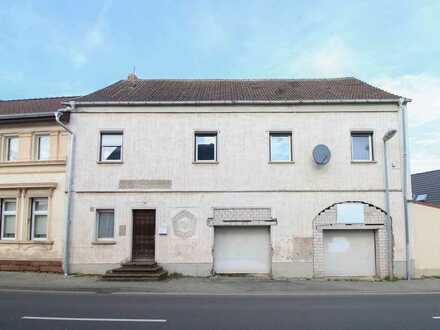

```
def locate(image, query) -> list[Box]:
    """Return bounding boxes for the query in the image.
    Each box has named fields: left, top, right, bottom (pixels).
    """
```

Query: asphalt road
left=1, top=290, right=440, bottom=330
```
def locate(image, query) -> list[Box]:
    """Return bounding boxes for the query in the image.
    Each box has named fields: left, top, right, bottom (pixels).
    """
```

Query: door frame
left=130, top=208, right=157, bottom=262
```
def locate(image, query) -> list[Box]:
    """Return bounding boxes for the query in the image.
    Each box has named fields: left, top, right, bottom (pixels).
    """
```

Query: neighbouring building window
left=99, top=132, right=123, bottom=161
left=31, top=198, right=48, bottom=240
left=5, top=136, right=19, bottom=161
left=195, top=132, right=217, bottom=162
left=351, top=132, right=373, bottom=161
left=96, top=210, right=115, bottom=240
left=1, top=199, right=16, bottom=239
left=270, top=132, right=292, bottom=162
left=36, top=135, right=50, bottom=160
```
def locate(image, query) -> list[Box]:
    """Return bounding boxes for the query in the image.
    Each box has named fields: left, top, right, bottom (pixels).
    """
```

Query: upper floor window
left=1, top=199, right=16, bottom=239
left=96, top=209, right=115, bottom=240
left=270, top=132, right=292, bottom=162
left=195, top=132, right=217, bottom=162
left=31, top=198, right=48, bottom=240
left=5, top=136, right=19, bottom=161
left=99, top=132, right=123, bottom=162
left=351, top=132, right=373, bottom=161
left=36, top=135, right=50, bottom=160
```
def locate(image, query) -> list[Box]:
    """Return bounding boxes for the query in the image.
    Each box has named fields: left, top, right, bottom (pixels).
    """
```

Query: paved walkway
left=1, top=272, right=440, bottom=295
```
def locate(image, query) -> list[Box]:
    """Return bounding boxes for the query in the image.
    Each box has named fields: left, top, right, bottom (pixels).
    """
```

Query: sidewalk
left=1, top=272, right=440, bottom=295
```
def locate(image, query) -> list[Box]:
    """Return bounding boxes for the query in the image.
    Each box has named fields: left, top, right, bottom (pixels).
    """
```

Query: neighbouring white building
left=61, top=76, right=411, bottom=279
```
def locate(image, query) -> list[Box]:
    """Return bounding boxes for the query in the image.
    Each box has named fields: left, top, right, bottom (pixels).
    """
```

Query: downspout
left=399, top=98, right=411, bottom=280
left=55, top=101, right=76, bottom=276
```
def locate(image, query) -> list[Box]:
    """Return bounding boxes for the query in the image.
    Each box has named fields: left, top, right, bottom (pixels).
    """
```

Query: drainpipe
left=55, top=101, right=76, bottom=276
left=399, top=98, right=411, bottom=280
left=383, top=129, right=397, bottom=279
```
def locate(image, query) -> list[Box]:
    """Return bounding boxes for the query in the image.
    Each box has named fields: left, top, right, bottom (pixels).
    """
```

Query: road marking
left=22, top=316, right=166, bottom=323
left=432, top=316, right=440, bottom=319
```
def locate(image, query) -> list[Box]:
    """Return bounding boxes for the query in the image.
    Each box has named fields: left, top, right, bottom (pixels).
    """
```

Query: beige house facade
left=0, top=98, right=69, bottom=272
left=62, top=77, right=411, bottom=279
left=411, top=202, right=440, bottom=277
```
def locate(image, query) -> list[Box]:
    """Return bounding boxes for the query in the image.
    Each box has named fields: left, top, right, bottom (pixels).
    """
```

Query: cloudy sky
left=1, top=1, right=439, bottom=173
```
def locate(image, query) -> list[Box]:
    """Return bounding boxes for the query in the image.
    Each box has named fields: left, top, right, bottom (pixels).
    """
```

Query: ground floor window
left=31, top=198, right=48, bottom=240
left=96, top=209, right=115, bottom=240
left=1, top=199, right=17, bottom=239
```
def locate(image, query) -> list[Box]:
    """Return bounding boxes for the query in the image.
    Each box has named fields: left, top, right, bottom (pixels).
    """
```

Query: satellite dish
left=313, top=144, right=331, bottom=165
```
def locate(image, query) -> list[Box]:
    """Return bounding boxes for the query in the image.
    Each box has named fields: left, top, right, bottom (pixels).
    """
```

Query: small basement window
left=96, top=210, right=115, bottom=240
left=195, top=132, right=217, bottom=162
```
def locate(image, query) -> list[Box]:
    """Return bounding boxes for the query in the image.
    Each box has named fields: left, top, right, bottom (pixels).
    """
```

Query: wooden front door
left=132, top=210, right=156, bottom=261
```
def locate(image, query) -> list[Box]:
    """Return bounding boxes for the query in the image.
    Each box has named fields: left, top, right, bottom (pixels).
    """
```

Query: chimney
left=127, top=72, right=138, bottom=81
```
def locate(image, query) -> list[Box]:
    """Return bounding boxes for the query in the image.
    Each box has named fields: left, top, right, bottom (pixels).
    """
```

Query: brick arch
left=312, top=201, right=390, bottom=278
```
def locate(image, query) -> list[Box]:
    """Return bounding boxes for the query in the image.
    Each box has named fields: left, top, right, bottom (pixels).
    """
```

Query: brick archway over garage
left=312, top=201, right=391, bottom=278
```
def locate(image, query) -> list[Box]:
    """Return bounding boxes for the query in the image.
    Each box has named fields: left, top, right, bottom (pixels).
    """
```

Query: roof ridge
left=1, top=96, right=78, bottom=102
left=120, top=77, right=357, bottom=82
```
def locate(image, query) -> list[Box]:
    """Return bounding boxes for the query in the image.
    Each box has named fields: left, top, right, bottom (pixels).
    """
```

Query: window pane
left=101, top=146, right=121, bottom=160
left=3, top=215, right=15, bottom=238
left=38, top=135, right=50, bottom=160
left=34, top=215, right=48, bottom=238
left=352, top=135, right=371, bottom=160
left=271, top=134, right=291, bottom=161
left=4, top=201, right=16, bottom=212
left=337, top=203, right=364, bottom=224
left=97, top=211, right=114, bottom=239
left=34, top=198, right=48, bottom=212
left=196, top=135, right=216, bottom=161
left=102, top=134, right=122, bottom=146
left=7, top=137, right=19, bottom=161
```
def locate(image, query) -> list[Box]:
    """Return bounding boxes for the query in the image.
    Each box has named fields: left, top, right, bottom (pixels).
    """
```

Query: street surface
left=1, top=290, right=440, bottom=329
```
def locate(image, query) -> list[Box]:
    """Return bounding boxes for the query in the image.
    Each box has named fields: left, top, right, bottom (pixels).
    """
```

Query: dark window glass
left=195, top=133, right=217, bottom=161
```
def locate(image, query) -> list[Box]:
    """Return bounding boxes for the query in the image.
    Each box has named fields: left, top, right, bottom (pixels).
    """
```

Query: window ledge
left=351, top=160, right=377, bottom=164
left=192, top=161, right=219, bottom=164
left=92, top=240, right=116, bottom=245
left=0, top=160, right=66, bottom=167
left=268, top=161, right=295, bottom=164
left=0, top=240, right=54, bottom=245
left=96, top=161, right=123, bottom=165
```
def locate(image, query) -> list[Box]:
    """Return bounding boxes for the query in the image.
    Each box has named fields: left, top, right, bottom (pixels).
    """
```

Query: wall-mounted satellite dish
left=313, top=144, right=331, bottom=165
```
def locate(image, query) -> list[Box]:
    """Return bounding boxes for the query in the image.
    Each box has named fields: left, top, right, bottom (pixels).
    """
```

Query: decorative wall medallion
left=172, top=210, right=197, bottom=238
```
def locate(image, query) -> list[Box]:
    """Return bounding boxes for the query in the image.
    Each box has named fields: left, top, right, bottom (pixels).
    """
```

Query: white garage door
left=324, top=230, right=376, bottom=277
left=214, top=226, right=271, bottom=274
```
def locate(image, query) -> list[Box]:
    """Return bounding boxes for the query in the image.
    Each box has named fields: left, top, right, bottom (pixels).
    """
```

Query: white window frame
left=5, top=136, right=19, bottom=161
left=1, top=199, right=16, bottom=240
left=35, top=134, right=50, bottom=161
left=96, top=209, right=115, bottom=241
left=31, top=198, right=48, bottom=241
left=194, top=132, right=218, bottom=163
left=269, top=132, right=293, bottom=162
left=351, top=132, right=374, bottom=162
left=99, top=131, right=123, bottom=162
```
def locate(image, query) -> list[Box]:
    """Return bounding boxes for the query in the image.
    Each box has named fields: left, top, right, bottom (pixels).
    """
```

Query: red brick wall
left=0, top=260, right=62, bottom=273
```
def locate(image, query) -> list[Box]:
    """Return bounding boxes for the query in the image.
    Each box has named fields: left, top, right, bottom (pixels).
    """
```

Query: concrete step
left=110, top=266, right=163, bottom=273
left=101, top=271, right=168, bottom=281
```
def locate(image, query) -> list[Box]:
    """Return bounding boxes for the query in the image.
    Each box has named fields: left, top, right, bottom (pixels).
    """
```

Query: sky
left=1, top=0, right=439, bottom=173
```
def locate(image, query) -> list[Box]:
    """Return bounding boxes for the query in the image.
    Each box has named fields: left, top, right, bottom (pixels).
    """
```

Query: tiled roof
left=0, top=96, right=77, bottom=117
left=412, top=170, right=440, bottom=206
left=75, top=77, right=403, bottom=104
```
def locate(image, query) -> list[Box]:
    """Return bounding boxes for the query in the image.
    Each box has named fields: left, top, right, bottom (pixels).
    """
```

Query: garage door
left=324, top=230, right=376, bottom=277
left=214, top=226, right=271, bottom=274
